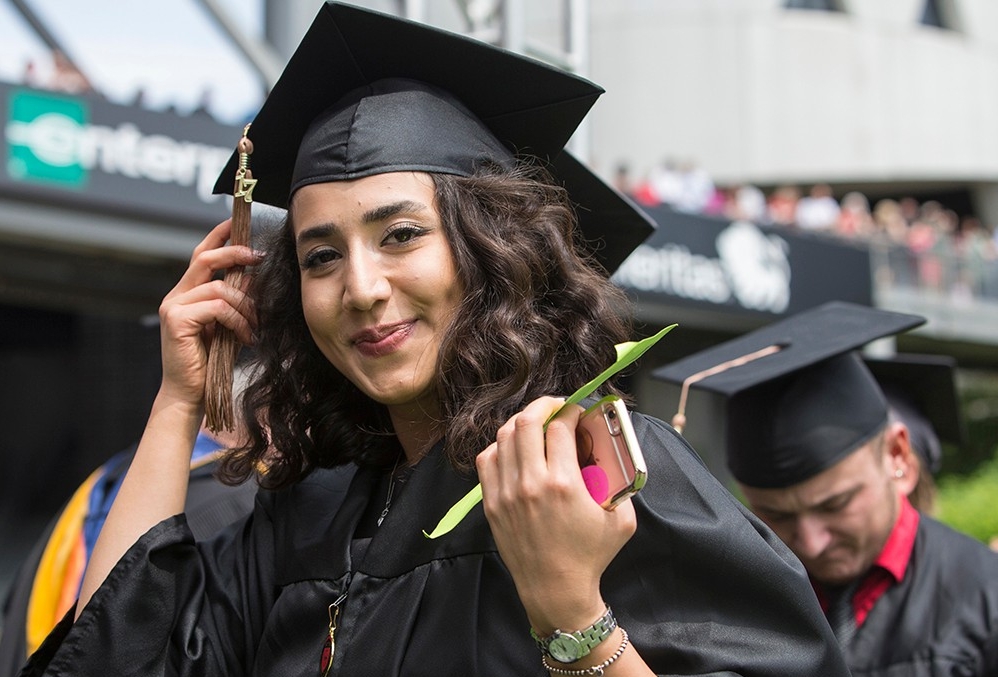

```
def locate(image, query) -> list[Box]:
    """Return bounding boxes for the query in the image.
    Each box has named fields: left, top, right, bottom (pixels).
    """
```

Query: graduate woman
left=22, top=4, right=848, bottom=676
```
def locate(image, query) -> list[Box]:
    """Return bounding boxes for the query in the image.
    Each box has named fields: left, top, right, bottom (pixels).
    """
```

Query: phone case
left=576, top=395, right=648, bottom=509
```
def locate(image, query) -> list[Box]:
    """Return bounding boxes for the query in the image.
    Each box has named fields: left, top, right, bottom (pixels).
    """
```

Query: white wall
left=586, top=0, right=998, bottom=196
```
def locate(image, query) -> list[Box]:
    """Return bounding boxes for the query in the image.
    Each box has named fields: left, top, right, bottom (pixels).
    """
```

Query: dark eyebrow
left=295, top=200, right=429, bottom=247
left=362, top=199, right=428, bottom=224
left=296, top=223, right=337, bottom=247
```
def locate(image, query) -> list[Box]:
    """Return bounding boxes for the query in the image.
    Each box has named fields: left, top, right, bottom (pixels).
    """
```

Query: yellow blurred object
left=25, top=469, right=100, bottom=655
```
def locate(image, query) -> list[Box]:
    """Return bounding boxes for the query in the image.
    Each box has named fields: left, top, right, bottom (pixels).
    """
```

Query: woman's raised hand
left=157, top=219, right=262, bottom=406
left=476, top=396, right=637, bottom=636
left=77, top=219, right=263, bottom=616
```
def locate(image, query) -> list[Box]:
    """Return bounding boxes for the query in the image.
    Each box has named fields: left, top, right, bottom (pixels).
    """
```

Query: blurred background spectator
left=794, top=183, right=841, bottom=232
left=725, top=183, right=768, bottom=223
left=767, top=185, right=801, bottom=227
left=836, top=191, right=875, bottom=239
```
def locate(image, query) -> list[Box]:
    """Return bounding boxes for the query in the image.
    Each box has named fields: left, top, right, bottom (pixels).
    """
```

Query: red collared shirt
left=813, top=495, right=920, bottom=626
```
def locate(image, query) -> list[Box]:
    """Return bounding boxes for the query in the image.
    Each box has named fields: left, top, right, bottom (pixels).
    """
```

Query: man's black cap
left=651, top=301, right=926, bottom=488
left=212, top=1, right=653, bottom=272
left=864, top=353, right=964, bottom=475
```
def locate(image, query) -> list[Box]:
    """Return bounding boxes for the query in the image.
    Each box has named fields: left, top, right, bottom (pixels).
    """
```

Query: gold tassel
left=204, top=125, right=256, bottom=433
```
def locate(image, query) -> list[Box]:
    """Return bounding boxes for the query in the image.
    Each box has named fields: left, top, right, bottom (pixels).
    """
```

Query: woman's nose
left=342, top=252, right=391, bottom=311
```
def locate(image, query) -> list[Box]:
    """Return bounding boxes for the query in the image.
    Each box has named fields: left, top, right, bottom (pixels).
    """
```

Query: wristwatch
left=530, top=606, right=617, bottom=664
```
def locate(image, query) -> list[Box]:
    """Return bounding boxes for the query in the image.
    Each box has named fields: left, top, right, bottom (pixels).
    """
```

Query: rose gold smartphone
left=575, top=395, right=647, bottom=510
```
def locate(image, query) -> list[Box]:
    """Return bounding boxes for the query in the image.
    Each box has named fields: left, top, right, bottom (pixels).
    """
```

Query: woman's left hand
left=476, top=396, right=637, bottom=636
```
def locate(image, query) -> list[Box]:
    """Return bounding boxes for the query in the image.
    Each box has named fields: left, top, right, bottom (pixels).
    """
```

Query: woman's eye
left=384, top=224, right=426, bottom=245
left=301, top=248, right=340, bottom=269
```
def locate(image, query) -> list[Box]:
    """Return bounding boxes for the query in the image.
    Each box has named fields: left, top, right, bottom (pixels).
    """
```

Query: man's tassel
left=204, top=125, right=256, bottom=433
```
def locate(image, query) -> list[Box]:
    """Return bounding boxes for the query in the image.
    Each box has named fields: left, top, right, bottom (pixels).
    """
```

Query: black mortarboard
left=864, top=353, right=964, bottom=475
left=651, top=301, right=926, bottom=488
left=212, top=1, right=653, bottom=272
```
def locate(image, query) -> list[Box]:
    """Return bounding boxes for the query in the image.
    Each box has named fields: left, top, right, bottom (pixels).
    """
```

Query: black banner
left=613, top=205, right=873, bottom=320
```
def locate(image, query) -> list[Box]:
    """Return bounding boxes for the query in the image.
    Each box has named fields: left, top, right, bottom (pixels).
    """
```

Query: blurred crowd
left=620, top=160, right=998, bottom=302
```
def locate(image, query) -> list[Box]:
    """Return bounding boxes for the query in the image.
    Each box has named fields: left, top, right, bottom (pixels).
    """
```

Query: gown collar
left=324, top=440, right=494, bottom=579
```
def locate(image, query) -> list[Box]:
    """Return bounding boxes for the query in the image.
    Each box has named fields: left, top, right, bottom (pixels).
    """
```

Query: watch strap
left=530, top=606, right=617, bottom=663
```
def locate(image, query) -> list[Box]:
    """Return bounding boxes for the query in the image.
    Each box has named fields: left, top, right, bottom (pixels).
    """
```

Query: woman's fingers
left=155, top=220, right=264, bottom=402
left=487, top=396, right=591, bottom=507
left=544, top=403, right=584, bottom=475
left=191, top=219, right=234, bottom=260
left=163, top=219, right=263, bottom=331
left=167, top=220, right=262, bottom=300
left=161, top=287, right=257, bottom=343
left=481, top=394, right=641, bottom=534
left=493, top=396, right=562, bottom=497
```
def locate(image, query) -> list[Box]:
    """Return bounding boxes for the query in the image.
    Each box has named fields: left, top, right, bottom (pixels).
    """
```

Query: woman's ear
left=884, top=421, right=919, bottom=496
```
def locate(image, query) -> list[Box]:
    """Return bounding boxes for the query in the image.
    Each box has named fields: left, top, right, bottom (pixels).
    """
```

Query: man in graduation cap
left=654, top=301, right=998, bottom=675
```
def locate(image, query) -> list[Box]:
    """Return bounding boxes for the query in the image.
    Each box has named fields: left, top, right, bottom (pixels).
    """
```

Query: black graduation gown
left=20, top=413, right=849, bottom=676
left=844, top=516, right=998, bottom=676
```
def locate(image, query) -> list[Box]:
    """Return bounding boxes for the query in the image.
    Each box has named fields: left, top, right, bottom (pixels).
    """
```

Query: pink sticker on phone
left=581, top=465, right=609, bottom=504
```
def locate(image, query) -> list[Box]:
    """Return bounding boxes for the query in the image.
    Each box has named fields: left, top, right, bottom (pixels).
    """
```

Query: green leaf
left=422, top=324, right=676, bottom=539
left=557, top=324, right=677, bottom=414
left=422, top=484, right=483, bottom=539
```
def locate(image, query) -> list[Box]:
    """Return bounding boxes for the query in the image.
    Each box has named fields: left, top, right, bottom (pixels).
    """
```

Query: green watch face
left=548, top=633, right=584, bottom=663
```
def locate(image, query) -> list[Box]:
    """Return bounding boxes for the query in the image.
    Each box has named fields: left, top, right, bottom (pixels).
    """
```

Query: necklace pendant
left=377, top=507, right=389, bottom=527
left=322, top=594, right=346, bottom=676
left=320, top=636, right=333, bottom=676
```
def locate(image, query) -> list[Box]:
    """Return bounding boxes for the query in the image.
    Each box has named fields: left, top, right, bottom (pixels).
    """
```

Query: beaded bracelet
left=541, top=628, right=630, bottom=676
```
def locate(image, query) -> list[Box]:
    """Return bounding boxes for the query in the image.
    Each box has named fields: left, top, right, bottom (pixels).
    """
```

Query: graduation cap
left=211, top=1, right=653, bottom=272
left=651, top=301, right=926, bottom=488
left=864, top=353, right=964, bottom=475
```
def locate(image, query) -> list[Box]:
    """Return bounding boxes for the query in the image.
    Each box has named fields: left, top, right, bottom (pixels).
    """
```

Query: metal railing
left=870, top=240, right=998, bottom=304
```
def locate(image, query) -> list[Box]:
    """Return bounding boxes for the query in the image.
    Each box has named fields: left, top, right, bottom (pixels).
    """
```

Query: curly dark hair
left=219, top=162, right=633, bottom=489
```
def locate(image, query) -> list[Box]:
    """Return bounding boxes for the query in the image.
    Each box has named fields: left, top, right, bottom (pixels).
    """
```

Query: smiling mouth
left=352, top=321, right=415, bottom=357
